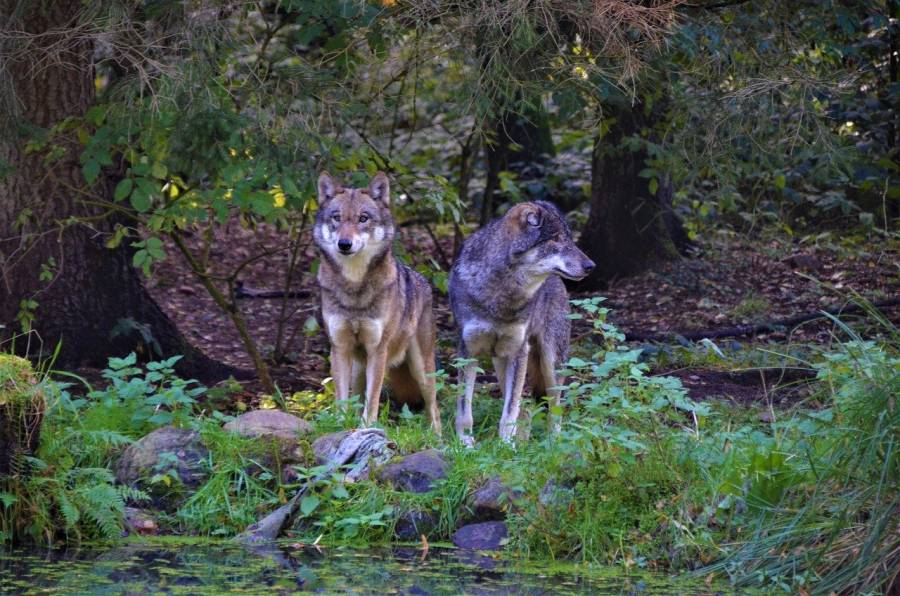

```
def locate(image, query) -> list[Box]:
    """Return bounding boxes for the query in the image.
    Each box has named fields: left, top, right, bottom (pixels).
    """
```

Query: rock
left=224, top=409, right=313, bottom=441
left=539, top=477, right=576, bottom=509
left=394, top=509, right=438, bottom=541
left=115, top=426, right=208, bottom=509
left=451, top=521, right=508, bottom=550
left=224, top=410, right=312, bottom=478
left=123, top=507, right=159, bottom=536
left=469, top=476, right=523, bottom=521
left=311, top=430, right=352, bottom=466
left=758, top=409, right=775, bottom=424
left=376, top=449, right=447, bottom=493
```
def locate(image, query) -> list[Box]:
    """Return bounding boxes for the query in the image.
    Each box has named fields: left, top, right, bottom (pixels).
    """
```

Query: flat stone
left=376, top=449, right=448, bottom=493
left=451, top=521, right=508, bottom=550
left=224, top=410, right=312, bottom=479
left=223, top=409, right=312, bottom=441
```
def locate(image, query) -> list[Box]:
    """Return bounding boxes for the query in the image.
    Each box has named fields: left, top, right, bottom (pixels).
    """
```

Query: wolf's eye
left=331, top=213, right=340, bottom=222
left=358, top=214, right=369, bottom=223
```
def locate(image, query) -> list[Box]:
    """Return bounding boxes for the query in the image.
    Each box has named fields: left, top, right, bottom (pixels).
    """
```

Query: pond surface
left=0, top=542, right=716, bottom=594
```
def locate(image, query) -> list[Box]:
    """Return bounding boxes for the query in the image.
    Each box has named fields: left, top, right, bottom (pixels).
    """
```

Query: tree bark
left=0, top=1, right=230, bottom=382
left=577, top=102, right=690, bottom=290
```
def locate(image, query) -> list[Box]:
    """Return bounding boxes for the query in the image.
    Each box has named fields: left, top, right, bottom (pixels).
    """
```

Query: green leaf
left=83, top=160, right=101, bottom=184
left=151, top=162, right=168, bottom=180
left=648, top=178, right=659, bottom=196
left=130, top=188, right=151, bottom=213
left=300, top=495, right=320, bottom=516
left=114, top=178, right=133, bottom=202
left=774, top=174, right=786, bottom=190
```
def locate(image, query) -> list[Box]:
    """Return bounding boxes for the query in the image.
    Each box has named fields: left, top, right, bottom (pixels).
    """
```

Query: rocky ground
left=117, top=410, right=518, bottom=550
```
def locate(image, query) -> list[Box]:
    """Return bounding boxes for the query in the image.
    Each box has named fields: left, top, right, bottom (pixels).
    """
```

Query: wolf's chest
left=325, top=314, right=385, bottom=348
left=462, top=319, right=528, bottom=357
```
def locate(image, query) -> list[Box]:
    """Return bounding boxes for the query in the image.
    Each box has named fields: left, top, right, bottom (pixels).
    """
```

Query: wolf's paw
left=459, top=434, right=476, bottom=449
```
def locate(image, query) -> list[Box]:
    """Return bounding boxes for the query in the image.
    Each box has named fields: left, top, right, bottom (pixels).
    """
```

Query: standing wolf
left=314, top=171, right=441, bottom=435
left=450, top=201, right=595, bottom=444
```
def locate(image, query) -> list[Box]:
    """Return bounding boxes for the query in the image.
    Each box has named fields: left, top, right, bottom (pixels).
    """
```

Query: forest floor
left=145, top=218, right=899, bottom=408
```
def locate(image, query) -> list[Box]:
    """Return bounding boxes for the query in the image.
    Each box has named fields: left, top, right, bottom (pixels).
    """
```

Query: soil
left=138, top=218, right=898, bottom=406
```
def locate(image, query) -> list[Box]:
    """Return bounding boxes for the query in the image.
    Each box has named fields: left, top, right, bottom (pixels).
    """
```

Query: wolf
left=449, top=201, right=595, bottom=445
left=313, top=171, right=441, bottom=435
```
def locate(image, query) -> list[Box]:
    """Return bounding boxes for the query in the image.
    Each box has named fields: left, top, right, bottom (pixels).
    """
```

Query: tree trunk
left=0, top=1, right=230, bottom=382
left=576, top=103, right=690, bottom=290
left=480, top=102, right=556, bottom=224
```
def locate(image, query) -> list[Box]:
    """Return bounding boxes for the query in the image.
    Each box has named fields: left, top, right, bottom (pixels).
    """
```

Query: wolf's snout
left=337, top=239, right=353, bottom=254
left=582, top=259, right=596, bottom=274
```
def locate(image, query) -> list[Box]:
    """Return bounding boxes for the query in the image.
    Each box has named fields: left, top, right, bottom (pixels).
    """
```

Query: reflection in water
left=0, top=543, right=710, bottom=594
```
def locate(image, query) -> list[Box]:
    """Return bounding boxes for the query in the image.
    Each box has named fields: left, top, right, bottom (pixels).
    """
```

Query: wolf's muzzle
left=338, top=239, right=353, bottom=254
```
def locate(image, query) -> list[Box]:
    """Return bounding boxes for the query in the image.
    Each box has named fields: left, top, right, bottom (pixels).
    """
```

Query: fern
left=77, top=484, right=124, bottom=540
left=54, top=488, right=80, bottom=530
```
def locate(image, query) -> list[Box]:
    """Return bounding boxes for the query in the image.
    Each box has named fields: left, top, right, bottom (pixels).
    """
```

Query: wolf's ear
left=318, top=172, right=337, bottom=203
left=507, top=203, right=542, bottom=229
left=368, top=171, right=390, bottom=204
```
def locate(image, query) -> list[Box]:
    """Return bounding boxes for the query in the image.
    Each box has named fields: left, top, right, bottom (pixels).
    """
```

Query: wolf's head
left=503, top=201, right=595, bottom=283
left=314, top=171, right=395, bottom=278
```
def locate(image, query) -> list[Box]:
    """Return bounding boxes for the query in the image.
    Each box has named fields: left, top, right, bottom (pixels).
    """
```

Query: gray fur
left=449, top=201, right=595, bottom=444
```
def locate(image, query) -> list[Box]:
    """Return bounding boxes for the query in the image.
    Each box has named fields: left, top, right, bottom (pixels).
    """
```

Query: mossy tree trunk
left=0, top=1, right=229, bottom=381
left=577, top=102, right=691, bottom=290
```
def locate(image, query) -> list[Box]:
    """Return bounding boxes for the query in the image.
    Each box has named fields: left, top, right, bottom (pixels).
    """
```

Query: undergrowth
left=1, top=299, right=896, bottom=593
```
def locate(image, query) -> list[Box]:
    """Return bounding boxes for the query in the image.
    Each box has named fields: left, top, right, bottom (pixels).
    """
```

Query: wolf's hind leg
left=351, top=358, right=366, bottom=403
left=492, top=357, right=508, bottom=396
left=456, top=359, right=477, bottom=447
left=498, top=348, right=529, bottom=443
left=407, top=341, right=442, bottom=437
left=539, top=350, right=562, bottom=435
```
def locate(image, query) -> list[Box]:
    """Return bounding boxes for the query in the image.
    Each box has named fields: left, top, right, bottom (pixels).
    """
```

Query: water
left=0, top=542, right=716, bottom=594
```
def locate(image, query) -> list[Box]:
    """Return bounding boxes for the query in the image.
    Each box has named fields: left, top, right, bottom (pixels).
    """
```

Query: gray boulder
left=115, top=426, right=208, bottom=509
left=376, top=449, right=447, bottom=493
left=452, top=521, right=508, bottom=550
left=469, top=476, right=523, bottom=521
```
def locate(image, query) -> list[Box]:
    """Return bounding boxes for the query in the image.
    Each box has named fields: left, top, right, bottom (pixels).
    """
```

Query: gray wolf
left=314, top=171, right=441, bottom=435
left=449, top=201, right=595, bottom=444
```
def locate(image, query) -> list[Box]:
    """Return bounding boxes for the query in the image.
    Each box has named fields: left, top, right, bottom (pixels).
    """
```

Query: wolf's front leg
left=498, top=348, right=529, bottom=443
left=455, top=360, right=477, bottom=447
left=331, top=344, right=355, bottom=408
left=362, top=349, right=388, bottom=425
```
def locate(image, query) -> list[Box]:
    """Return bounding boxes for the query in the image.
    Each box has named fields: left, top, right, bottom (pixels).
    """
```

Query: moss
left=0, top=353, right=45, bottom=476
left=0, top=353, right=36, bottom=406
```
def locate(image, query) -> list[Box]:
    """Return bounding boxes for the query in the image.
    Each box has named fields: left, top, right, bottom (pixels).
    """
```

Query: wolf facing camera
left=449, top=201, right=595, bottom=445
left=313, top=171, right=441, bottom=435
